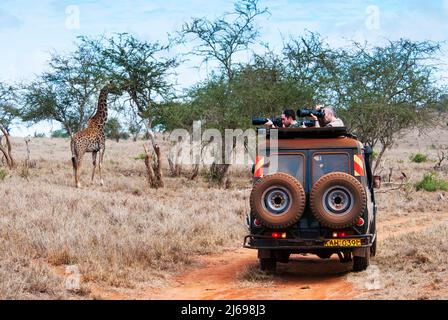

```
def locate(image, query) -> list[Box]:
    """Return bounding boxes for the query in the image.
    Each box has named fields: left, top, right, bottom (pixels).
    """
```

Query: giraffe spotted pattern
left=70, top=84, right=118, bottom=188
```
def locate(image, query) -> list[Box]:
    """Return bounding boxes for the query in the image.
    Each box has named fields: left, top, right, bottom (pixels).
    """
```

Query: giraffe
left=70, top=83, right=120, bottom=188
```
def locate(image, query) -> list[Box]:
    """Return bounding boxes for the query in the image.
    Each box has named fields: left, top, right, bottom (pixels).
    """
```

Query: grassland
left=0, top=127, right=447, bottom=299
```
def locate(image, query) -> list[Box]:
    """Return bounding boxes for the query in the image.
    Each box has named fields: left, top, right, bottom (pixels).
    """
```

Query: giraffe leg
left=71, top=140, right=79, bottom=188
left=76, top=152, right=84, bottom=188
left=72, top=157, right=78, bottom=188
left=99, top=147, right=105, bottom=186
left=91, top=151, right=97, bottom=182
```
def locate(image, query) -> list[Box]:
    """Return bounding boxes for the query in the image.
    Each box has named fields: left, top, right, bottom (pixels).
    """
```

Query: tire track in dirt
left=87, top=248, right=355, bottom=300
left=62, top=212, right=448, bottom=300
left=143, top=249, right=355, bottom=300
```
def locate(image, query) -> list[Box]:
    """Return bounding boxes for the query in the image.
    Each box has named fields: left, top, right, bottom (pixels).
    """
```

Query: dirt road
left=88, top=248, right=355, bottom=300
left=85, top=213, right=448, bottom=300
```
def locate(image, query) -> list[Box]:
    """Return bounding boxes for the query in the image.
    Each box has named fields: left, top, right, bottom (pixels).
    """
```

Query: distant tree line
left=0, top=0, right=447, bottom=183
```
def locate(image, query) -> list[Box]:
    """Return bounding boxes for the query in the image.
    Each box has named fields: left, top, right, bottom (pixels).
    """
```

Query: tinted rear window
left=269, top=154, right=304, bottom=184
left=313, top=153, right=349, bottom=182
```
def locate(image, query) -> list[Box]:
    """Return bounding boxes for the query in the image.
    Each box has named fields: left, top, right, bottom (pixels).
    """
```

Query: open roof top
left=261, top=127, right=353, bottom=139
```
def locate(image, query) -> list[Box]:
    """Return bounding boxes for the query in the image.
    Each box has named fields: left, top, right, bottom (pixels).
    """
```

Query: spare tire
left=250, top=173, right=306, bottom=229
left=310, top=172, right=366, bottom=229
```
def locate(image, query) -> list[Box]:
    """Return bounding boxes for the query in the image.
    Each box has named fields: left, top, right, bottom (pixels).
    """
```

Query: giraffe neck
left=91, top=87, right=109, bottom=128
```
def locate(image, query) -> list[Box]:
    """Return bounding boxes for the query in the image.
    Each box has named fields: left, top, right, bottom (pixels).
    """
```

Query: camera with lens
left=297, top=108, right=325, bottom=118
left=298, top=120, right=318, bottom=128
left=252, top=117, right=283, bottom=127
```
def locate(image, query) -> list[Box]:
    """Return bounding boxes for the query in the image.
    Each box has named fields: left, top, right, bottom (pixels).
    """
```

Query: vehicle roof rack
left=262, top=127, right=353, bottom=139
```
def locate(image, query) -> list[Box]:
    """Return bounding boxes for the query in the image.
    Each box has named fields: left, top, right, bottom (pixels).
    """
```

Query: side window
left=313, top=153, right=349, bottom=183
left=269, top=154, right=304, bottom=184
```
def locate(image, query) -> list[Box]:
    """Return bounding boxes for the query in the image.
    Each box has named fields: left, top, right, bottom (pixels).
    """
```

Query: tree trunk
left=143, top=143, right=163, bottom=189
left=208, top=138, right=236, bottom=187
left=143, top=119, right=164, bottom=188
left=209, top=163, right=231, bottom=186
left=373, top=144, right=390, bottom=174
left=0, top=125, right=15, bottom=169
left=65, top=125, right=74, bottom=139
left=153, top=145, right=163, bottom=188
left=143, top=144, right=155, bottom=186
left=190, top=163, right=200, bottom=180
left=168, top=141, right=183, bottom=177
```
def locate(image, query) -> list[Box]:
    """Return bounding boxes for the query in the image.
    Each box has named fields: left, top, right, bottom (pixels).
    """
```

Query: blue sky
left=1, top=0, right=448, bottom=135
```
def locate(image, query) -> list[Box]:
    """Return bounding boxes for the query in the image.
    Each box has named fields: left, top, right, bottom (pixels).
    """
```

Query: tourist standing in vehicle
left=310, top=105, right=344, bottom=127
left=265, top=109, right=300, bottom=128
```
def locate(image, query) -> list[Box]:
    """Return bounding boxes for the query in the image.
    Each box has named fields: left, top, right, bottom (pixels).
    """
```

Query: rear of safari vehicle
left=244, top=127, right=376, bottom=272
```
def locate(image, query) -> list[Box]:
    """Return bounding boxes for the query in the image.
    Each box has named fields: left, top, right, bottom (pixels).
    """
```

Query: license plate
left=324, top=239, right=362, bottom=247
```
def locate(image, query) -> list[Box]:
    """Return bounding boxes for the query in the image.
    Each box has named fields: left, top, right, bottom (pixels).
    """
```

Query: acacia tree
left=284, top=34, right=442, bottom=173
left=78, top=33, right=179, bottom=187
left=105, top=117, right=129, bottom=142
left=181, top=0, right=269, bottom=185
left=21, top=44, right=104, bottom=137
left=339, top=40, right=441, bottom=172
left=0, top=82, right=18, bottom=169
left=0, top=82, right=19, bottom=133
left=181, top=0, right=268, bottom=82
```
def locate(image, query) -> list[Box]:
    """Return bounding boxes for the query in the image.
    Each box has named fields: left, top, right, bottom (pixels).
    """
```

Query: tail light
left=271, top=232, right=287, bottom=239
left=332, top=231, right=348, bottom=238
left=356, top=218, right=365, bottom=226
left=254, top=219, right=262, bottom=227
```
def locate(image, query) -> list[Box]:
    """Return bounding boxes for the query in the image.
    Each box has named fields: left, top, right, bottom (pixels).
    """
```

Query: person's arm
left=310, top=114, right=320, bottom=127
left=264, top=119, right=274, bottom=128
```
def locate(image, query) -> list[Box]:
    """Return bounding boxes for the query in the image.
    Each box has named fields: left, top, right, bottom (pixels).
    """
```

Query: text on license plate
left=324, top=239, right=362, bottom=247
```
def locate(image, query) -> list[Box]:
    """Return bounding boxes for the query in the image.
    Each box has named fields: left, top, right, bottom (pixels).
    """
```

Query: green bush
left=133, top=153, right=146, bottom=161
left=0, top=168, right=7, bottom=181
left=51, top=129, right=70, bottom=138
left=410, top=153, right=428, bottom=163
left=415, top=172, right=448, bottom=192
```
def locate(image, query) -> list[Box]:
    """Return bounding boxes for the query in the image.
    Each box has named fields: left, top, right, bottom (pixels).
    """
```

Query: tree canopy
left=1, top=0, right=445, bottom=178
left=0, top=82, right=19, bottom=133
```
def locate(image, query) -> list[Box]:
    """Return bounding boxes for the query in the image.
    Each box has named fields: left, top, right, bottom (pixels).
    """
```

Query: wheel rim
left=322, top=186, right=354, bottom=216
left=261, top=186, right=292, bottom=215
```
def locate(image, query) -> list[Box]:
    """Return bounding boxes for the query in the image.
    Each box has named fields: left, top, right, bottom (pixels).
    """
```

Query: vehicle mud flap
left=353, top=247, right=369, bottom=258
left=258, top=249, right=273, bottom=259
left=353, top=248, right=371, bottom=272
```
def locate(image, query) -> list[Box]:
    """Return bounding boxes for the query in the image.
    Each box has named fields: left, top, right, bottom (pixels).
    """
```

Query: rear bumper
left=243, top=234, right=374, bottom=250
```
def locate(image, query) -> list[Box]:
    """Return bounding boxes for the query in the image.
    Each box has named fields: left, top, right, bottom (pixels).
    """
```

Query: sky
left=1, top=0, right=448, bottom=136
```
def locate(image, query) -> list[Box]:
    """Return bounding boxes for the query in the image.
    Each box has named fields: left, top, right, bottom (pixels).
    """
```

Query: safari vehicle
left=244, top=126, right=378, bottom=272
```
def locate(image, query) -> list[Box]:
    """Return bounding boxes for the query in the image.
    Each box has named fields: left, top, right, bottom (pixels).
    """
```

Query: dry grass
left=1, top=127, right=447, bottom=299
left=348, top=223, right=448, bottom=300
left=236, top=264, right=275, bottom=287
left=346, top=128, right=448, bottom=300
left=0, top=137, right=249, bottom=298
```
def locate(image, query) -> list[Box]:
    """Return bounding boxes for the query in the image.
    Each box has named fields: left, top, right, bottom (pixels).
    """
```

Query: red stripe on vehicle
left=354, top=154, right=364, bottom=176
left=254, top=156, right=264, bottom=178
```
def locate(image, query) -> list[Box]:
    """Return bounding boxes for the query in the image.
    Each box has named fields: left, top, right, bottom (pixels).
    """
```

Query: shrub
left=415, top=172, right=448, bottom=192
left=0, top=168, right=7, bottom=181
left=410, top=153, right=428, bottom=163
left=133, top=153, right=146, bottom=161
left=51, top=129, right=70, bottom=138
